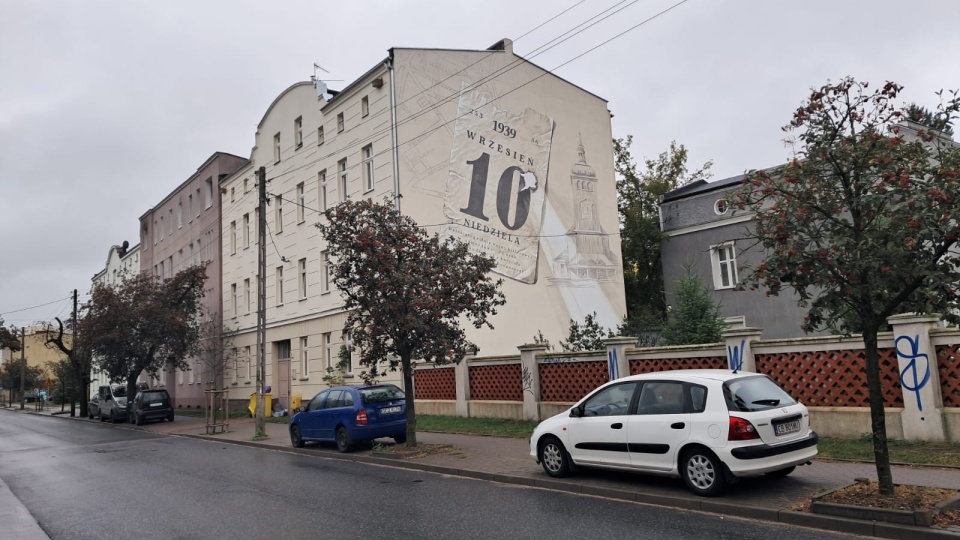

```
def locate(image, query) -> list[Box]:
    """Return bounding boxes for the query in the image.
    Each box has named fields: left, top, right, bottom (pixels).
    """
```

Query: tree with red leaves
left=316, top=199, right=506, bottom=447
left=733, top=78, right=960, bottom=494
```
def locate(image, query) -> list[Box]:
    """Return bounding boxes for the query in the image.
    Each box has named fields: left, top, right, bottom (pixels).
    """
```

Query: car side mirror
left=569, top=406, right=582, bottom=418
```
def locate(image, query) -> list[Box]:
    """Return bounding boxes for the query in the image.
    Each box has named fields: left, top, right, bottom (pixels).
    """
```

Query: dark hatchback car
left=131, top=388, right=174, bottom=425
left=289, top=384, right=406, bottom=452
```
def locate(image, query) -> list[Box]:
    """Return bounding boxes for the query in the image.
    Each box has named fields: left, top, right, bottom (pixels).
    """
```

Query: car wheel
left=99, top=410, right=105, bottom=422
left=88, top=409, right=94, bottom=420
left=134, top=412, right=142, bottom=426
left=765, top=466, right=796, bottom=478
left=111, top=410, right=117, bottom=424
left=393, top=434, right=407, bottom=444
left=167, top=412, right=174, bottom=422
left=290, top=425, right=304, bottom=448
left=681, top=448, right=726, bottom=497
left=335, top=426, right=352, bottom=453
left=538, top=436, right=572, bottom=478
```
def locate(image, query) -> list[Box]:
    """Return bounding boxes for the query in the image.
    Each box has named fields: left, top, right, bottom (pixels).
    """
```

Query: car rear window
left=112, top=387, right=127, bottom=397
left=359, top=386, right=404, bottom=404
left=142, top=391, right=168, bottom=404
left=724, top=376, right=797, bottom=412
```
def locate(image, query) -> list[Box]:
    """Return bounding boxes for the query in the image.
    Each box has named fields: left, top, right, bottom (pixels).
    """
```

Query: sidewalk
left=7, top=405, right=960, bottom=539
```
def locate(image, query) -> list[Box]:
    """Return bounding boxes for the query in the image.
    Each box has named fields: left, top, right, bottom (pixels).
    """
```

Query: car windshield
left=359, top=386, right=404, bottom=404
left=724, top=376, right=796, bottom=412
left=112, top=387, right=127, bottom=398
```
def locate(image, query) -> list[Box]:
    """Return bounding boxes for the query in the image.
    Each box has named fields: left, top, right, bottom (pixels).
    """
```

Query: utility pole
left=255, top=166, right=267, bottom=438
left=19, top=327, right=25, bottom=410
left=71, top=288, right=78, bottom=417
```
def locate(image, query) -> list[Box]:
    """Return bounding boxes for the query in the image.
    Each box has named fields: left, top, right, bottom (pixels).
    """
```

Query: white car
left=529, top=369, right=818, bottom=496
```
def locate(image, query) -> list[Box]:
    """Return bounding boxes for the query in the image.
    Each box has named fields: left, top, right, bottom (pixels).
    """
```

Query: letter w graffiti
left=727, top=339, right=745, bottom=372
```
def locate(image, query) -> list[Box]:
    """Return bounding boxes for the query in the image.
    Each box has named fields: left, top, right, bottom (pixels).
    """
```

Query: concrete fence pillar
left=721, top=327, right=763, bottom=373
left=454, top=353, right=473, bottom=418
left=887, top=313, right=946, bottom=441
left=518, top=344, right=548, bottom=421
left=603, top=337, right=636, bottom=380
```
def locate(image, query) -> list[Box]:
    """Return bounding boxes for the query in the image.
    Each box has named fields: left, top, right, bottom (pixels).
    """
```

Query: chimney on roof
left=487, top=38, right=513, bottom=55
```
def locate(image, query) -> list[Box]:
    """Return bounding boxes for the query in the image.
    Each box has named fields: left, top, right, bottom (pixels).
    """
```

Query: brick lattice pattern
left=936, top=344, right=960, bottom=408
left=756, top=348, right=903, bottom=407
left=539, top=361, right=609, bottom=402
left=413, top=367, right=456, bottom=400
left=629, top=356, right=727, bottom=375
left=469, top=364, right=522, bottom=401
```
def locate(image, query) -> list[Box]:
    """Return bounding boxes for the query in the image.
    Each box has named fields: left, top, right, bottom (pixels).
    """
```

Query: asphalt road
left=0, top=412, right=863, bottom=540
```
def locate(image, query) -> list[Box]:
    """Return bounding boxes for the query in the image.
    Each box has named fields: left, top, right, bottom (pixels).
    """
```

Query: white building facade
left=89, top=241, right=141, bottom=395
left=220, top=39, right=626, bottom=408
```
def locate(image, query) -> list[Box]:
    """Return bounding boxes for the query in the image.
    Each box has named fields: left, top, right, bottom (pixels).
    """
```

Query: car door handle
left=671, top=422, right=685, bottom=429
left=610, top=423, right=623, bottom=429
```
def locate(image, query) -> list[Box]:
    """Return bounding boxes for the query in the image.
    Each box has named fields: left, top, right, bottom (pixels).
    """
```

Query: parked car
left=88, top=394, right=101, bottom=420
left=98, top=384, right=128, bottom=423
left=289, top=384, right=407, bottom=452
left=131, top=388, right=174, bottom=425
left=529, top=369, right=818, bottom=496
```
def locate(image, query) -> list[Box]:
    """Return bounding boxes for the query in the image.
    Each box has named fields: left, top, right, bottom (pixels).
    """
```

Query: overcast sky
left=1, top=0, right=958, bottom=327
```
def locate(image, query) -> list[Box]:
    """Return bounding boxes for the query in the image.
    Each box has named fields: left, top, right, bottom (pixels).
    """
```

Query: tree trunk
left=863, top=326, right=895, bottom=495
left=126, top=374, right=139, bottom=424
left=402, top=353, right=417, bottom=447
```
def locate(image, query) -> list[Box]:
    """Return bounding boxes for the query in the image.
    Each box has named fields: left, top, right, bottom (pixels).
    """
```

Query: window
left=317, top=125, right=324, bottom=146
left=188, top=195, right=193, bottom=220
left=231, top=186, right=235, bottom=203
left=177, top=202, right=183, bottom=228
left=243, top=178, right=249, bottom=193
left=230, top=221, right=237, bottom=254
left=342, top=332, right=352, bottom=374
left=274, top=195, right=282, bottom=233
left=244, top=278, right=251, bottom=314
left=300, top=337, right=308, bottom=378
left=232, top=348, right=238, bottom=385
left=245, top=346, right=252, bottom=381
left=323, top=332, right=333, bottom=369
left=231, top=283, right=238, bottom=317
left=276, top=339, right=291, bottom=360
left=711, top=242, right=738, bottom=290
left=362, top=144, right=374, bottom=192
left=299, top=258, right=307, bottom=300
left=168, top=209, right=173, bottom=235
left=319, top=170, right=328, bottom=211
left=336, top=112, right=344, bottom=133
left=321, top=251, right=331, bottom=293
left=153, top=220, right=158, bottom=244
left=243, top=213, right=250, bottom=248
left=582, top=382, right=637, bottom=417
left=276, top=266, right=284, bottom=305
left=167, top=256, right=172, bottom=278
left=714, top=199, right=728, bottom=215
left=205, top=177, right=213, bottom=209
left=196, top=239, right=201, bottom=263
left=273, top=132, right=281, bottom=163
left=189, top=243, right=194, bottom=264
left=338, top=159, right=348, bottom=202
left=159, top=216, right=164, bottom=241
left=294, top=116, right=303, bottom=148
left=195, top=188, right=201, bottom=216
left=636, top=382, right=686, bottom=415
left=296, top=182, right=305, bottom=223
left=361, top=95, right=369, bottom=117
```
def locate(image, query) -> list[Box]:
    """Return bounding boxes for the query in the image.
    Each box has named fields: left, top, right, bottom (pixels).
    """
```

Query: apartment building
left=89, top=241, right=141, bottom=394
left=139, top=152, right=248, bottom=407
left=220, top=38, right=626, bottom=408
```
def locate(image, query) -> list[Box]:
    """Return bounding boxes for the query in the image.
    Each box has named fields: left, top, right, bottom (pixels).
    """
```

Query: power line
left=514, top=0, right=588, bottom=42
left=1, top=296, right=72, bottom=316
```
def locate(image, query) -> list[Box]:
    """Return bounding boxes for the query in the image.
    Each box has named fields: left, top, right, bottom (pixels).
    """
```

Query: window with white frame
left=177, top=202, right=183, bottom=228
left=342, top=331, right=353, bottom=374
left=274, top=195, right=283, bottom=233
left=244, top=278, right=251, bottom=314
left=245, top=345, right=252, bottom=381
left=711, top=242, right=738, bottom=290
left=195, top=188, right=201, bottom=216
left=276, top=339, right=291, bottom=360
left=230, top=186, right=235, bottom=203
left=300, top=337, right=308, bottom=378
left=317, top=125, right=324, bottom=146
left=319, top=170, right=328, bottom=211
left=231, top=283, right=238, bottom=317
left=243, top=178, right=249, bottom=193
left=168, top=208, right=173, bottom=235
left=362, top=144, right=374, bottom=192
left=321, top=251, right=331, bottom=293
left=273, top=132, right=281, bottom=163
left=189, top=359, right=195, bottom=383
left=276, top=266, right=284, bottom=305
left=294, top=116, right=303, bottom=148
left=299, top=258, right=307, bottom=300
left=323, top=332, right=333, bottom=369
left=159, top=217, right=164, bottom=241
left=336, top=112, right=344, bottom=133
left=178, top=366, right=184, bottom=385
left=230, top=221, right=237, bottom=254
left=361, top=95, right=369, bottom=117
left=338, top=159, right=348, bottom=202
left=232, top=348, right=238, bottom=384
left=205, top=178, right=213, bottom=209
left=296, top=182, right=305, bottom=223
left=188, top=195, right=193, bottom=219
left=243, top=213, right=250, bottom=248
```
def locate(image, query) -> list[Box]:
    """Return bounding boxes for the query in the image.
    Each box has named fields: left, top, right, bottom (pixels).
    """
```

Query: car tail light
left=728, top=416, right=760, bottom=441
left=356, top=410, right=368, bottom=426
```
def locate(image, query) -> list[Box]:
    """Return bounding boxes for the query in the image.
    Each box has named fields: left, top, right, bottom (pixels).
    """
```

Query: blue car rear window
left=359, top=386, right=404, bottom=404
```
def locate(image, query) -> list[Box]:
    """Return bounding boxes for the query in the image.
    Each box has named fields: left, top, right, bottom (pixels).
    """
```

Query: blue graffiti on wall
left=727, top=339, right=745, bottom=372
left=608, top=349, right=620, bottom=380
left=895, top=334, right=931, bottom=417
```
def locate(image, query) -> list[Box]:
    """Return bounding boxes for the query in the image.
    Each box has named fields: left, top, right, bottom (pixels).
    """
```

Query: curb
left=7, top=409, right=959, bottom=539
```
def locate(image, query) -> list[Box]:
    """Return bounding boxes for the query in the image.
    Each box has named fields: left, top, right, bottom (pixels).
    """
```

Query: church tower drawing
left=550, top=136, right=619, bottom=286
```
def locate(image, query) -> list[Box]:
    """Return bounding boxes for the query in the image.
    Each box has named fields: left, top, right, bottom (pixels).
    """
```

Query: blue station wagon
left=289, top=384, right=407, bottom=452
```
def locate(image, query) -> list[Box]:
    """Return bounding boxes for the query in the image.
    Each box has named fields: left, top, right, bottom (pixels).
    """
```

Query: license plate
left=774, top=419, right=800, bottom=435
left=380, top=406, right=401, bottom=415
left=149, top=403, right=162, bottom=407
